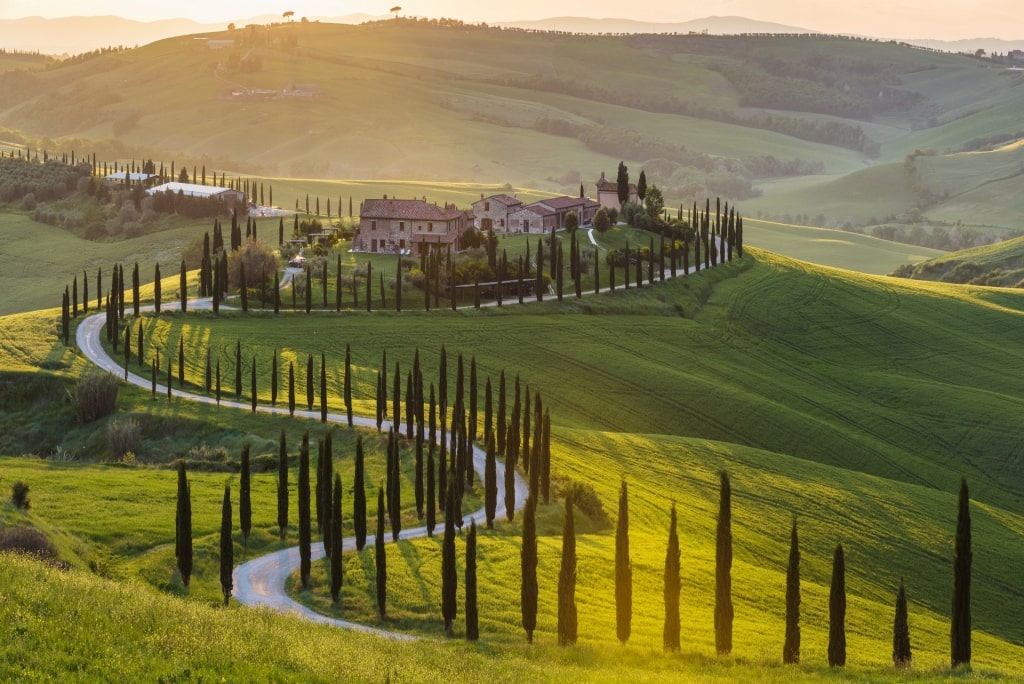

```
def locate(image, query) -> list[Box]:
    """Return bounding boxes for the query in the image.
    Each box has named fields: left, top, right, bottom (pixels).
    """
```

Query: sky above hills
left=0, top=0, right=1017, bottom=40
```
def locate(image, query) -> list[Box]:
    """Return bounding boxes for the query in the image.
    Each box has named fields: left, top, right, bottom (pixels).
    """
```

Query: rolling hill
left=3, top=247, right=1024, bottom=678
left=0, top=18, right=1021, bottom=238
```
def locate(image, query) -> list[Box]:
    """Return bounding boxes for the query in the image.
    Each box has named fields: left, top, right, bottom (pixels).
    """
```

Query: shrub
left=0, top=527, right=56, bottom=559
left=557, top=479, right=609, bottom=528
left=11, top=481, right=30, bottom=510
left=107, top=417, right=141, bottom=462
left=73, top=372, right=120, bottom=423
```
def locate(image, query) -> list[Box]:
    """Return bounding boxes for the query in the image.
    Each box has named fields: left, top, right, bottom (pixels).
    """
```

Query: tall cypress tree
left=616, top=480, right=632, bottom=645
left=375, top=487, right=387, bottom=618
left=180, top=261, right=188, bottom=313
left=715, top=471, right=734, bottom=656
left=951, top=477, right=972, bottom=668
left=354, top=435, right=367, bottom=550
left=298, top=432, right=311, bottom=589
left=277, top=428, right=288, bottom=540
left=330, top=473, right=343, bottom=603
left=558, top=492, right=578, bottom=647
left=484, top=433, right=497, bottom=528
left=466, top=519, right=479, bottom=642
left=521, top=494, right=538, bottom=643
left=892, top=576, right=913, bottom=667
left=239, top=444, right=252, bottom=549
left=784, top=517, right=801, bottom=664
left=504, top=442, right=516, bottom=522
left=828, top=543, right=847, bottom=667
left=442, top=478, right=458, bottom=635
left=219, top=483, right=233, bottom=606
left=153, top=264, right=161, bottom=314
left=664, top=502, right=680, bottom=652
left=175, top=461, right=193, bottom=588
left=426, top=441, right=437, bottom=537
left=388, top=428, right=402, bottom=541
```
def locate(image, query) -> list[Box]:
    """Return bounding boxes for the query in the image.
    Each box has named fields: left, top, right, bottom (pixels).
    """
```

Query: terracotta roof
left=597, top=180, right=637, bottom=193
left=476, top=194, right=521, bottom=207
left=361, top=198, right=463, bottom=221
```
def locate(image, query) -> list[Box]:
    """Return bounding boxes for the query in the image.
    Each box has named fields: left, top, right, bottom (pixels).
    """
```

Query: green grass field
left=4, top=247, right=1024, bottom=679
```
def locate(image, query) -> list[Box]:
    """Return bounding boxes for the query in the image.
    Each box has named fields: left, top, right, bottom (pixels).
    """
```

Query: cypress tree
left=288, top=361, right=296, bottom=417
left=83, top=269, right=89, bottom=313
left=299, top=432, right=311, bottom=589
left=521, top=494, right=538, bottom=644
left=330, top=473, right=343, bottom=603
left=219, top=483, right=233, bottom=606
left=240, top=444, right=252, bottom=548
left=96, top=266, right=102, bottom=311
left=320, top=353, right=327, bottom=423
left=442, top=478, right=458, bottom=635
left=558, top=492, right=578, bottom=647
left=123, top=322, right=130, bottom=377
left=153, top=264, right=161, bottom=313
left=179, top=338, right=185, bottom=388
left=180, top=261, right=188, bottom=313
left=375, top=487, right=387, bottom=618
left=784, top=517, right=801, bottom=664
left=426, top=441, right=437, bottom=537
left=466, top=519, right=479, bottom=641
left=484, top=376, right=493, bottom=449
left=388, top=428, right=402, bottom=542
left=664, top=502, right=680, bottom=652
left=344, top=343, right=353, bottom=426
left=616, top=480, right=632, bottom=645
left=392, top=360, right=401, bottom=430
left=354, top=435, right=367, bottom=550
left=893, top=577, right=912, bottom=668
left=828, top=543, right=847, bottom=667
left=715, top=470, right=734, bottom=656
left=250, top=357, right=257, bottom=412
left=376, top=372, right=384, bottom=432
left=951, top=476, right=972, bottom=668
left=271, top=349, right=278, bottom=406
left=484, top=432, right=497, bottom=528
left=306, top=354, right=314, bottom=411
left=175, top=461, right=193, bottom=587
left=415, top=403, right=424, bottom=519
left=277, top=429, right=288, bottom=540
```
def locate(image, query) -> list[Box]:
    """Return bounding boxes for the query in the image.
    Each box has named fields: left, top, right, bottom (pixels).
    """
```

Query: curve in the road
left=76, top=303, right=529, bottom=640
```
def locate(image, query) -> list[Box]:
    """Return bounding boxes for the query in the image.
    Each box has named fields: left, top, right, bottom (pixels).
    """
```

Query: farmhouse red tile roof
left=361, top=198, right=464, bottom=221
left=483, top=194, right=522, bottom=206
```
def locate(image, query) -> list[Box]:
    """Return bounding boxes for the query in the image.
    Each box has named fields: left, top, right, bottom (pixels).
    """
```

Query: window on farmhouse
left=428, top=223, right=433, bottom=232
left=484, top=202, right=490, bottom=211
left=400, top=221, right=405, bottom=232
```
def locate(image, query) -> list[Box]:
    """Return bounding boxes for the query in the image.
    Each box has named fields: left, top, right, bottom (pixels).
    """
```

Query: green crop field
left=3, top=247, right=1024, bottom=679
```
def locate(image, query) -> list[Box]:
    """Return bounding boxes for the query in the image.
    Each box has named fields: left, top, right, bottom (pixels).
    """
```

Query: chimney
left=383, top=194, right=388, bottom=200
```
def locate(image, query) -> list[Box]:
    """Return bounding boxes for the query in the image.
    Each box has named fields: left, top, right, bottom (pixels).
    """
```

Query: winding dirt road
left=76, top=301, right=529, bottom=640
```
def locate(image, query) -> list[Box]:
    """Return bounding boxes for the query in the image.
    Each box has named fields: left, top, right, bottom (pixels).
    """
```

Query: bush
left=11, top=481, right=30, bottom=510
left=73, top=372, right=120, bottom=423
left=0, top=527, right=56, bottom=559
left=107, top=417, right=141, bottom=462
left=556, top=479, right=609, bottom=528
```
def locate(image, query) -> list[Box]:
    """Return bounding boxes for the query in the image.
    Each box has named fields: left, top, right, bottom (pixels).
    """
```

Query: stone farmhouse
left=595, top=171, right=638, bottom=211
left=472, top=194, right=600, bottom=235
left=355, top=197, right=469, bottom=255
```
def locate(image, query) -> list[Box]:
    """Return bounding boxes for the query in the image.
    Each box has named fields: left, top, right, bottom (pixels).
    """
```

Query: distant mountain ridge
left=3, top=13, right=1022, bottom=57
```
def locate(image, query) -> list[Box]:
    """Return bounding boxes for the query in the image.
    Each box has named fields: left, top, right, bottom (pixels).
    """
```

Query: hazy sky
left=0, top=0, right=1018, bottom=40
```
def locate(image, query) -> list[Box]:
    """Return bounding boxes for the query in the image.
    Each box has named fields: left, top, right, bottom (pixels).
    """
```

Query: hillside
left=893, top=234, right=1024, bottom=286
left=0, top=19, right=1020, bottom=234
left=3, top=248, right=1024, bottom=677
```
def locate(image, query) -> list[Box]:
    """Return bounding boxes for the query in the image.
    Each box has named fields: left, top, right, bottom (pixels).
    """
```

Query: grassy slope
left=4, top=249, right=1024, bottom=677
